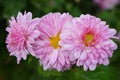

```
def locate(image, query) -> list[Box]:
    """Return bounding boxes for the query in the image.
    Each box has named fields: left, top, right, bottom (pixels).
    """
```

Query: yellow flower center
left=50, top=33, right=60, bottom=49
left=83, top=33, right=94, bottom=46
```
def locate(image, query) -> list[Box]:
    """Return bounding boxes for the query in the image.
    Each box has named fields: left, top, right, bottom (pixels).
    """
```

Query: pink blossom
left=33, top=13, right=73, bottom=71
left=61, top=14, right=117, bottom=71
left=94, top=0, right=120, bottom=9
left=6, top=12, right=40, bottom=64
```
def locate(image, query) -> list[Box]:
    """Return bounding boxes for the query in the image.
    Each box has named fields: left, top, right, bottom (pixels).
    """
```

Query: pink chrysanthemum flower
left=61, top=14, right=117, bottom=71
left=6, top=12, right=40, bottom=64
left=33, top=13, right=73, bottom=71
left=94, top=0, right=119, bottom=9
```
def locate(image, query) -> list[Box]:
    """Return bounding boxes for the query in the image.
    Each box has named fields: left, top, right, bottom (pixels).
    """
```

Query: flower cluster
left=6, top=12, right=118, bottom=71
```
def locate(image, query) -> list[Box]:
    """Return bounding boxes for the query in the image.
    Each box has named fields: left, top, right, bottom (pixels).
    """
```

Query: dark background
left=0, top=0, right=120, bottom=80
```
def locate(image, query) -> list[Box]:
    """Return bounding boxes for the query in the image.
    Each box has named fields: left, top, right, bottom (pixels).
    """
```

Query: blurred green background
left=0, top=0, right=120, bottom=80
